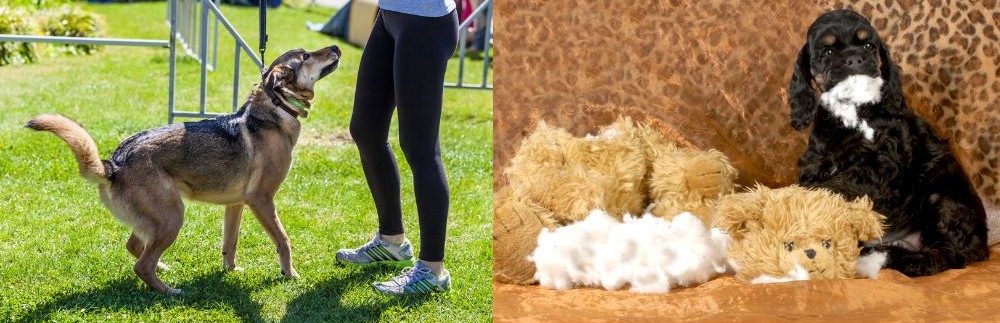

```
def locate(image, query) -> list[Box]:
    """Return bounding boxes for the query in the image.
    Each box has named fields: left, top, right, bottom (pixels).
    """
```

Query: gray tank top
left=378, top=0, right=456, bottom=18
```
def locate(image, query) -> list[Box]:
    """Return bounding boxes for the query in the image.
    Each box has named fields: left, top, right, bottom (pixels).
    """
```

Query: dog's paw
left=156, top=262, right=171, bottom=272
left=281, top=268, right=300, bottom=279
left=223, top=262, right=244, bottom=272
left=166, top=287, right=184, bottom=295
left=856, top=251, right=887, bottom=279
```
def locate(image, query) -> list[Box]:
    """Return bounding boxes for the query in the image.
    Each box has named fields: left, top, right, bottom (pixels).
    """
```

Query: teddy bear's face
left=730, top=226, right=857, bottom=281
left=779, top=230, right=858, bottom=280
left=716, top=185, right=886, bottom=283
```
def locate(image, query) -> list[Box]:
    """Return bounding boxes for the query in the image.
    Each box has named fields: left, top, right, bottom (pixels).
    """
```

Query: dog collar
left=268, top=88, right=311, bottom=118
left=273, top=97, right=303, bottom=117
left=285, top=96, right=307, bottom=110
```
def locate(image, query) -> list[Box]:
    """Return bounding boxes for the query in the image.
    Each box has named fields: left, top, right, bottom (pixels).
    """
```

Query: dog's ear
left=843, top=196, right=886, bottom=241
left=789, top=44, right=818, bottom=130
left=262, top=63, right=297, bottom=104
left=713, top=185, right=769, bottom=241
left=877, top=42, right=906, bottom=114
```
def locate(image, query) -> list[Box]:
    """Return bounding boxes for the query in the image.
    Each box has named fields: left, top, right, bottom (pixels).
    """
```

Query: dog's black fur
left=789, top=9, right=988, bottom=276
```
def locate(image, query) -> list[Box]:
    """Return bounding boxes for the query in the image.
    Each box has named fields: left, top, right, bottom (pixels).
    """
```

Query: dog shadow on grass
left=14, top=271, right=268, bottom=323
left=279, top=265, right=433, bottom=322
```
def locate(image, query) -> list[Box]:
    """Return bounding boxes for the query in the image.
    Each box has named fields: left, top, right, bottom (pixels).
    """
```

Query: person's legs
left=384, top=9, right=459, bottom=272
left=337, top=10, right=417, bottom=268
left=349, top=10, right=406, bottom=239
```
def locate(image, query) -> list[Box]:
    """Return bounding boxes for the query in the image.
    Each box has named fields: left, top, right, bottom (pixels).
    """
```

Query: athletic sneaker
left=336, top=233, right=414, bottom=266
left=373, top=261, right=452, bottom=296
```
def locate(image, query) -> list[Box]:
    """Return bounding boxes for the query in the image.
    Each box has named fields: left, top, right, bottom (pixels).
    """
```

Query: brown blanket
left=493, top=1, right=1000, bottom=319
left=494, top=246, right=1000, bottom=322
left=493, top=0, right=1000, bottom=241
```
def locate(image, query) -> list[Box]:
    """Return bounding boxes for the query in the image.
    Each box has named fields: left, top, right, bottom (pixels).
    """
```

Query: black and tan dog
left=26, top=46, right=341, bottom=294
left=788, top=9, right=988, bottom=277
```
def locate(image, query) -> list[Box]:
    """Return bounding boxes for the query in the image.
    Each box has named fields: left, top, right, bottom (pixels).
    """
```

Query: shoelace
left=390, top=266, right=433, bottom=287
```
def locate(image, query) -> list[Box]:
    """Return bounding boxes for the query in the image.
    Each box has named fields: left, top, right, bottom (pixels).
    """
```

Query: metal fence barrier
left=167, top=0, right=265, bottom=123
left=0, top=0, right=262, bottom=124
left=168, top=0, right=220, bottom=70
left=445, top=0, right=493, bottom=90
left=2, top=1, right=488, bottom=124
left=0, top=35, right=167, bottom=47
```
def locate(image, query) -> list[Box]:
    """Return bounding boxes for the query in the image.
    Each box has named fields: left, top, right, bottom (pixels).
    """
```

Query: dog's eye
left=822, top=239, right=832, bottom=249
left=784, top=242, right=794, bottom=251
left=303, top=53, right=310, bottom=60
left=863, top=43, right=874, bottom=50
left=821, top=49, right=833, bottom=58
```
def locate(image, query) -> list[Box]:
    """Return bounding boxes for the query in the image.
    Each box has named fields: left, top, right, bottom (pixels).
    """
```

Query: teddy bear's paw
left=683, top=156, right=732, bottom=198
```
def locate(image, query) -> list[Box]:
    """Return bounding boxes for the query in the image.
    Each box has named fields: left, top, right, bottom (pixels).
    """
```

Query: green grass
left=0, top=3, right=493, bottom=322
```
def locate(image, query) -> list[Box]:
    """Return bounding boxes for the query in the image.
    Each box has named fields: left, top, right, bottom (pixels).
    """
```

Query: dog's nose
left=805, top=249, right=817, bottom=259
left=844, top=55, right=864, bottom=67
left=329, top=45, right=341, bottom=56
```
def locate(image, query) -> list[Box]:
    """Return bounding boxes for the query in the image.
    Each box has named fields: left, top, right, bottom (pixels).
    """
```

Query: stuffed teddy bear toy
left=714, top=185, right=886, bottom=283
left=504, top=118, right=647, bottom=224
left=493, top=117, right=738, bottom=285
left=647, top=142, right=737, bottom=225
left=492, top=187, right=557, bottom=285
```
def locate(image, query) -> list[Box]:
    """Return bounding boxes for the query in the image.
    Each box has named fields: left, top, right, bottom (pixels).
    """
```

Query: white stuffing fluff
left=530, top=210, right=730, bottom=293
left=749, top=264, right=811, bottom=284
left=819, top=75, right=884, bottom=141
left=856, top=251, right=887, bottom=279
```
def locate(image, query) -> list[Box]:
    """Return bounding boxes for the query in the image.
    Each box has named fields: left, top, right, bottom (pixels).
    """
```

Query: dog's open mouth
left=319, top=59, right=339, bottom=79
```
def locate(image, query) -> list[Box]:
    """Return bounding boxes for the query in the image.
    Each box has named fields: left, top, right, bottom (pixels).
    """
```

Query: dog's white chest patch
left=819, top=75, right=884, bottom=141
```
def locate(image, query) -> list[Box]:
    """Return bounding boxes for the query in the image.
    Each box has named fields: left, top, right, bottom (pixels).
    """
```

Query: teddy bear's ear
left=843, top=196, right=886, bottom=241
left=713, top=184, right=769, bottom=240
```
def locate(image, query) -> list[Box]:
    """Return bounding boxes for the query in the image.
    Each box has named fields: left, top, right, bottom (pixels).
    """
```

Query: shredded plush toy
left=503, top=117, right=737, bottom=225
left=714, top=185, right=886, bottom=283
left=492, top=187, right=557, bottom=285
left=492, top=117, right=738, bottom=285
left=531, top=210, right=730, bottom=293
left=648, top=146, right=737, bottom=225
left=505, top=119, right=647, bottom=223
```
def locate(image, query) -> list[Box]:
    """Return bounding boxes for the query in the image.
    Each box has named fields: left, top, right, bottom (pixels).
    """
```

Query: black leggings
left=349, top=9, right=458, bottom=262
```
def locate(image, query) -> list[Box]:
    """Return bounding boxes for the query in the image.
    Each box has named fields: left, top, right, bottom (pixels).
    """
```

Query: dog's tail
left=25, top=114, right=109, bottom=184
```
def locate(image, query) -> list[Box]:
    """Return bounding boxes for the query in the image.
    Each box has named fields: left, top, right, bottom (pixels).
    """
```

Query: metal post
left=205, top=1, right=264, bottom=68
left=0, top=35, right=167, bottom=47
left=213, top=0, right=219, bottom=69
left=168, top=0, right=178, bottom=124
left=233, top=42, right=241, bottom=112
left=480, top=2, right=493, bottom=89
left=444, top=0, right=492, bottom=89
left=199, top=0, right=209, bottom=114
left=189, top=0, right=197, bottom=56
left=456, top=22, right=467, bottom=87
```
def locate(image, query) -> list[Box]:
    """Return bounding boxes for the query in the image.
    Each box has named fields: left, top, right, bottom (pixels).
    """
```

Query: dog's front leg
left=222, top=203, right=244, bottom=271
left=877, top=244, right=951, bottom=277
left=246, top=194, right=299, bottom=279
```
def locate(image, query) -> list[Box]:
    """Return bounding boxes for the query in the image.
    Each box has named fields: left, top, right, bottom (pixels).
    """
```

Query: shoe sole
left=372, top=278, right=452, bottom=296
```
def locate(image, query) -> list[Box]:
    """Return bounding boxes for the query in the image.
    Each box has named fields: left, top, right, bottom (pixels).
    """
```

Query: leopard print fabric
left=494, top=0, right=1000, bottom=212
left=819, top=0, right=1000, bottom=206
left=495, top=1, right=822, bottom=190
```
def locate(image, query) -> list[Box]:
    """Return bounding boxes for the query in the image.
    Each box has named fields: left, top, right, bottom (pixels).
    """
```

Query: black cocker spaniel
left=788, top=9, right=988, bottom=276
